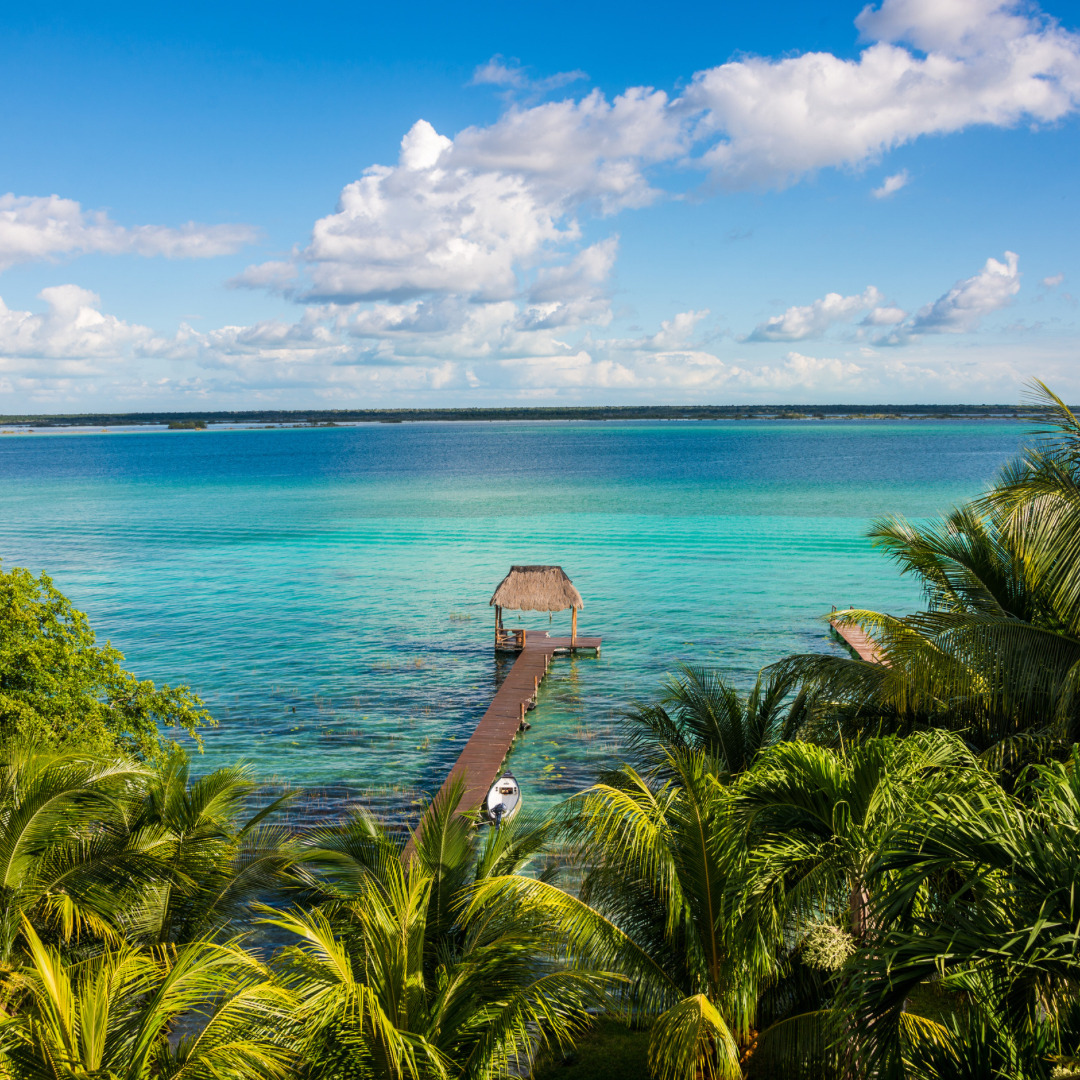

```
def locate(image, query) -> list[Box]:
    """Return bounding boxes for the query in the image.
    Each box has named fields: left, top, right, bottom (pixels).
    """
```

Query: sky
left=2, top=0, right=1079, bottom=409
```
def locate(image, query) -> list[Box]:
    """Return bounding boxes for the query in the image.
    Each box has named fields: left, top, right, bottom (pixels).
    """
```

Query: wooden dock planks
left=829, top=614, right=887, bottom=664
left=404, top=628, right=601, bottom=858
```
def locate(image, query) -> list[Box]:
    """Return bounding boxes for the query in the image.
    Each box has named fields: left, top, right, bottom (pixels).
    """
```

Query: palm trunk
left=849, top=879, right=872, bottom=942
left=842, top=877, right=873, bottom=1080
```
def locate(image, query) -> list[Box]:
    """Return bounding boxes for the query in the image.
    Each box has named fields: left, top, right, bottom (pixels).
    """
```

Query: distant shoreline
left=0, top=404, right=1046, bottom=428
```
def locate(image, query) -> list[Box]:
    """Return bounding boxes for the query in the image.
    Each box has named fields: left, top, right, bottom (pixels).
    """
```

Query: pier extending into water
left=432, top=630, right=601, bottom=820
left=404, top=629, right=600, bottom=858
left=829, top=609, right=886, bottom=664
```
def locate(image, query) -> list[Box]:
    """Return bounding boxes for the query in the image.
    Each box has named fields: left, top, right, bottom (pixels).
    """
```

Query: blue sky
left=2, top=0, right=1078, bottom=408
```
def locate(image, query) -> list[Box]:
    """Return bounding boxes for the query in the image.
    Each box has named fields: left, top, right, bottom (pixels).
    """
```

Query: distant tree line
left=0, top=403, right=1046, bottom=427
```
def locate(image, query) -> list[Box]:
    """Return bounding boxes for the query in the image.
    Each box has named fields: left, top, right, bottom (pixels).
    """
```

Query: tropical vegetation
left=1, top=381, right=1080, bottom=1077
left=0, top=563, right=211, bottom=756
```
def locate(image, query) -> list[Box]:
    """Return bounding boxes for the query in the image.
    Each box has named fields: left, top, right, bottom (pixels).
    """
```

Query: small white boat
left=484, top=772, right=521, bottom=827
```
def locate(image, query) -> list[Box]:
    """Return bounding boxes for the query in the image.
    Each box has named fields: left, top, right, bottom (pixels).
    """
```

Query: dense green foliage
left=4, top=380, right=1080, bottom=1077
left=0, top=564, right=211, bottom=756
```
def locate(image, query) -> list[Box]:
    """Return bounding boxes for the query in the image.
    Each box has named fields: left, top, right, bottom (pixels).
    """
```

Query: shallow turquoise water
left=0, top=420, right=1024, bottom=820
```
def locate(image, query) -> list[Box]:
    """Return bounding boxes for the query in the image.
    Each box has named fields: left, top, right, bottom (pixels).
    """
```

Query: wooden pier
left=829, top=610, right=886, bottom=664
left=432, top=630, right=600, bottom=819
left=403, top=565, right=601, bottom=859
left=405, top=629, right=600, bottom=858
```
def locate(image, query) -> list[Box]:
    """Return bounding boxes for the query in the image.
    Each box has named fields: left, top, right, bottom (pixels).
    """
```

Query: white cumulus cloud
left=235, top=0, right=1079, bottom=333
left=234, top=88, right=681, bottom=305
left=745, top=253, right=1022, bottom=350
left=873, top=170, right=911, bottom=198
left=0, top=194, right=258, bottom=272
left=11, top=0, right=1079, bottom=405
left=0, top=286, right=169, bottom=382
left=909, top=250, right=1020, bottom=333
left=685, top=0, right=1080, bottom=188
left=745, top=287, right=884, bottom=341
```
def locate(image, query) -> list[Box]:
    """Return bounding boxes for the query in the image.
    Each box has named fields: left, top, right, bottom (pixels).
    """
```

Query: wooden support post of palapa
left=571, top=607, right=578, bottom=644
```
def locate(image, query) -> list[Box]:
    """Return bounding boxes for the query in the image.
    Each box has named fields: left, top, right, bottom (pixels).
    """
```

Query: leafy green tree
left=0, top=564, right=211, bottom=757
left=988, top=381, right=1080, bottom=635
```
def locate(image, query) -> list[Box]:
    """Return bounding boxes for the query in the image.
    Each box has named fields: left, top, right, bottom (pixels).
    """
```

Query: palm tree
left=472, top=744, right=755, bottom=1080
left=618, top=664, right=809, bottom=779
left=987, top=380, right=1080, bottom=635
left=0, top=745, right=152, bottom=962
left=771, top=382, right=1080, bottom=774
left=268, top=778, right=608, bottom=1080
left=0, top=920, right=296, bottom=1079
left=843, top=745, right=1080, bottom=1078
left=0, top=742, right=298, bottom=963
left=119, top=752, right=298, bottom=946
left=735, top=730, right=986, bottom=946
left=716, top=730, right=994, bottom=1078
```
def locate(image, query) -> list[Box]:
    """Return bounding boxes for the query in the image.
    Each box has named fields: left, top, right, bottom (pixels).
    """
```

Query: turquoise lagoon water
left=0, top=420, right=1024, bottom=820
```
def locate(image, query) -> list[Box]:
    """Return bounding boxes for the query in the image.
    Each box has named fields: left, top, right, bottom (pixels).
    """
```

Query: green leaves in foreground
left=0, top=921, right=296, bottom=1080
left=270, top=778, right=610, bottom=1080
left=0, top=743, right=297, bottom=963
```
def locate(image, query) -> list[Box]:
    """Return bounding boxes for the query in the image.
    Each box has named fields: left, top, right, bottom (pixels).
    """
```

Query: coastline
left=0, top=403, right=1043, bottom=431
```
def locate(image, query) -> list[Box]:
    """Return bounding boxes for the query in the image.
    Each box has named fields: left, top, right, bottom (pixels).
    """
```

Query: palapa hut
left=490, top=565, right=584, bottom=649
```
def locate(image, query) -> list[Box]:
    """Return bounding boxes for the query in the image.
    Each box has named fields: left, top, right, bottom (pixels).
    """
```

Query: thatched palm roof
left=490, top=566, right=584, bottom=612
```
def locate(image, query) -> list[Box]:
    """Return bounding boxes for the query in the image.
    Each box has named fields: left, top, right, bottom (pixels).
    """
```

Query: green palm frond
left=647, top=993, right=741, bottom=1080
left=869, top=505, right=1047, bottom=622
left=0, top=920, right=296, bottom=1080
left=744, top=1009, right=839, bottom=1080
left=297, top=805, right=401, bottom=900
left=619, top=664, right=805, bottom=778
left=466, top=873, right=677, bottom=1007
left=0, top=747, right=157, bottom=961
left=266, top=904, right=434, bottom=1079
left=449, top=969, right=609, bottom=1080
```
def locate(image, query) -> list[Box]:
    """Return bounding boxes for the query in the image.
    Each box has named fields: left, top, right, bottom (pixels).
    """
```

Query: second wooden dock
left=829, top=610, right=886, bottom=664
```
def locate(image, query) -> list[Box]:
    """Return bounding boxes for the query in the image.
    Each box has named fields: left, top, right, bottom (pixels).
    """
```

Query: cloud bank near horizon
left=3, top=0, right=1079, bottom=406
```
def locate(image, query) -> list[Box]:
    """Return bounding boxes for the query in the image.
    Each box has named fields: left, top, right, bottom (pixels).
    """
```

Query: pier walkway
left=405, top=630, right=600, bottom=858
